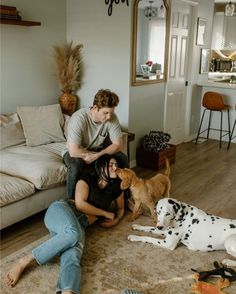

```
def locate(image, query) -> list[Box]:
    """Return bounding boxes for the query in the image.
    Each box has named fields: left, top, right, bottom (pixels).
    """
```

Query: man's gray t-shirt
left=65, top=107, right=122, bottom=151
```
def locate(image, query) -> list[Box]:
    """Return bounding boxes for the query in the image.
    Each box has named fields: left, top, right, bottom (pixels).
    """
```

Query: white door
left=164, top=0, right=193, bottom=144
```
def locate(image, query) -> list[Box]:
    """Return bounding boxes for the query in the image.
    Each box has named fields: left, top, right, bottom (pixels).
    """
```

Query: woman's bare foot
left=5, top=254, right=35, bottom=287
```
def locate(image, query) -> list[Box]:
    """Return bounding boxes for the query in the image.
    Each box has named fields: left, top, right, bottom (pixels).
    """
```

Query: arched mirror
left=132, top=0, right=170, bottom=86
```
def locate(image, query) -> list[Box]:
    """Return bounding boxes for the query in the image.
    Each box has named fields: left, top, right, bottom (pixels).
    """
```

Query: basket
left=136, top=144, right=176, bottom=171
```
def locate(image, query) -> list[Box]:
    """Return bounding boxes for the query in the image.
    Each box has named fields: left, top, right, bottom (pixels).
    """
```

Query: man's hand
left=82, top=152, right=99, bottom=164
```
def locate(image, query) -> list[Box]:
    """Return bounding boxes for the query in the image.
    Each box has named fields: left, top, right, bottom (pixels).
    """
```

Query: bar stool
left=195, top=91, right=231, bottom=148
left=227, top=104, right=236, bottom=150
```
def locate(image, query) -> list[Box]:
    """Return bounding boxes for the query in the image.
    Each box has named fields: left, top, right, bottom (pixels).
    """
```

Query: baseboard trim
left=130, top=160, right=136, bottom=168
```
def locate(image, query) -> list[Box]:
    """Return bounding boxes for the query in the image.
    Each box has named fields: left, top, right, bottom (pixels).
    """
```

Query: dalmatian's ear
left=168, top=199, right=181, bottom=214
left=168, top=199, right=178, bottom=205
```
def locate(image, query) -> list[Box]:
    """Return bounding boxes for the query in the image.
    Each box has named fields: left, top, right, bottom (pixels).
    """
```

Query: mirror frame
left=131, top=0, right=170, bottom=86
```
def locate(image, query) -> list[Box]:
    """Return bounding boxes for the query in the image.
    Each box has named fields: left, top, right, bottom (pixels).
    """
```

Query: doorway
left=164, top=0, right=197, bottom=144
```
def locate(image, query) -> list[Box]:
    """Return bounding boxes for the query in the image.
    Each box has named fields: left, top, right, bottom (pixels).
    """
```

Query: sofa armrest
left=121, top=132, right=128, bottom=156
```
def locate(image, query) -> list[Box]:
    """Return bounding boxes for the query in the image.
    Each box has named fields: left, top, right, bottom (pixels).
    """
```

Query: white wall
left=191, top=0, right=215, bottom=136
left=1, top=0, right=215, bottom=164
left=66, top=0, right=131, bottom=130
left=129, top=0, right=215, bottom=164
left=0, top=0, right=66, bottom=113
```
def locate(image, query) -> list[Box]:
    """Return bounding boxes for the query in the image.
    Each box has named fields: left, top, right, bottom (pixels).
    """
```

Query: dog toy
left=191, top=261, right=236, bottom=294
left=192, top=277, right=230, bottom=294
left=191, top=261, right=236, bottom=282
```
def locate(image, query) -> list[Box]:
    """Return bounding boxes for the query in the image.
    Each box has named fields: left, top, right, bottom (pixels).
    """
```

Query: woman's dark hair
left=95, top=154, right=116, bottom=183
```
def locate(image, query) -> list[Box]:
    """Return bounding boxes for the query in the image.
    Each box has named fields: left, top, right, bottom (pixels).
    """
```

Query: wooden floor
left=1, top=140, right=236, bottom=259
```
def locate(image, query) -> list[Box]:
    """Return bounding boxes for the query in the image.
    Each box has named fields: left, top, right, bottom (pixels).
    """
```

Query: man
left=63, top=89, right=128, bottom=198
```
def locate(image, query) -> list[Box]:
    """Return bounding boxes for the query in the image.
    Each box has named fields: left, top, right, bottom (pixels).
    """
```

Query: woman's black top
left=79, top=174, right=122, bottom=210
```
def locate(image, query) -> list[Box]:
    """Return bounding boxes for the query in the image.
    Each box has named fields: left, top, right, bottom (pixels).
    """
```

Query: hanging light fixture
left=144, top=1, right=157, bottom=20
left=157, top=3, right=165, bottom=18
left=225, top=1, right=235, bottom=16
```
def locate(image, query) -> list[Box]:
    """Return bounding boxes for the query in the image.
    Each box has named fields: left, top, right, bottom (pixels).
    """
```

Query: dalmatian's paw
left=128, top=234, right=140, bottom=242
left=132, top=224, right=141, bottom=231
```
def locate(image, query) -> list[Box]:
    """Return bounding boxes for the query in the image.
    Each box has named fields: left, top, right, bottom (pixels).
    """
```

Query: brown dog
left=116, top=157, right=171, bottom=223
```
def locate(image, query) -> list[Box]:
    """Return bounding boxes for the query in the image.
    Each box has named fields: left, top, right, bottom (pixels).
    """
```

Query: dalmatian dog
left=128, top=198, right=236, bottom=267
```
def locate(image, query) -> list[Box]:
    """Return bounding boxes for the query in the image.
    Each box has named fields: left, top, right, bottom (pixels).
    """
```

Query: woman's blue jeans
left=32, top=200, right=88, bottom=294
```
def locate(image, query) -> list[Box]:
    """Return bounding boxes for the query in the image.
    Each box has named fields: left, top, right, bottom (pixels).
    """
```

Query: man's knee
left=64, top=152, right=85, bottom=171
left=69, top=157, right=85, bottom=169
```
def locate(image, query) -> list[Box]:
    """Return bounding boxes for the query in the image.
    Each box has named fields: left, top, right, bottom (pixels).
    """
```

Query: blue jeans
left=32, top=200, right=89, bottom=294
left=63, top=151, right=128, bottom=198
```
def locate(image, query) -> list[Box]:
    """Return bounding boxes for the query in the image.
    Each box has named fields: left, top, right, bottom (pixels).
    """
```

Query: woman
left=5, top=154, right=124, bottom=294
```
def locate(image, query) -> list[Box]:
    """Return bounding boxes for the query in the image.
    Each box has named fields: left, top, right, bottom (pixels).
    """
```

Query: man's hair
left=93, top=89, right=119, bottom=109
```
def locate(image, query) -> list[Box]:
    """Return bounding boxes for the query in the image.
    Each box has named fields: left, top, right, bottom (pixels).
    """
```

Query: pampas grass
left=53, top=42, right=83, bottom=94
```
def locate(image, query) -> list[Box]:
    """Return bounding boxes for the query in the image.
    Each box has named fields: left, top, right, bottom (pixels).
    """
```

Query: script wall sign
left=105, top=0, right=129, bottom=16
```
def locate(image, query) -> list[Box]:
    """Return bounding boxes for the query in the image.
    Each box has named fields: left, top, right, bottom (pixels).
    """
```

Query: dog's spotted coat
left=128, top=198, right=236, bottom=266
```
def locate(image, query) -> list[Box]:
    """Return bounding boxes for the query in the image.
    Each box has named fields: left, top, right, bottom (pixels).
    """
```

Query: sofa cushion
left=0, top=113, right=26, bottom=150
left=0, top=173, right=35, bottom=207
left=0, top=142, right=67, bottom=190
left=17, top=104, right=66, bottom=147
left=63, top=114, right=70, bottom=139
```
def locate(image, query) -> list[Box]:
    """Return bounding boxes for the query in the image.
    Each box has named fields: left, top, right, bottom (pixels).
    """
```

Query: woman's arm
left=74, top=180, right=115, bottom=220
left=99, top=192, right=125, bottom=228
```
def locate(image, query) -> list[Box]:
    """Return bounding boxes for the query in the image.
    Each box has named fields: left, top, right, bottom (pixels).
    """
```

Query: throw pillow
left=0, top=113, right=26, bottom=150
left=17, top=104, right=66, bottom=147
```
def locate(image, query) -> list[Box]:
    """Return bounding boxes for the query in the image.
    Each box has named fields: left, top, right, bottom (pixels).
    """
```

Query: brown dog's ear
left=119, top=169, right=135, bottom=190
left=120, top=179, right=130, bottom=190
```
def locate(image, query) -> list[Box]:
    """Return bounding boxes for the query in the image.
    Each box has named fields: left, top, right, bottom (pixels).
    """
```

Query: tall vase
left=59, top=92, right=78, bottom=116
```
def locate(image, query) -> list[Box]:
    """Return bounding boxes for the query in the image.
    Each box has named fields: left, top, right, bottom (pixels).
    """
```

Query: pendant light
left=144, top=1, right=157, bottom=20
left=158, top=2, right=165, bottom=18
left=225, top=1, right=235, bottom=16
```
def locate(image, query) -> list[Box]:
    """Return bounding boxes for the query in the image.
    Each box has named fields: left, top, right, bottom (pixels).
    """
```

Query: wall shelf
left=0, top=19, right=41, bottom=26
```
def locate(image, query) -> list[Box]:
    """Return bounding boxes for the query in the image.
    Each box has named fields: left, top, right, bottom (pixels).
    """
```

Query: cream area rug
left=1, top=213, right=236, bottom=294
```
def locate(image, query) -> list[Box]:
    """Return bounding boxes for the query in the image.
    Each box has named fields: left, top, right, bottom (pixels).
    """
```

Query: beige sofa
left=0, top=104, right=128, bottom=229
left=0, top=105, right=68, bottom=229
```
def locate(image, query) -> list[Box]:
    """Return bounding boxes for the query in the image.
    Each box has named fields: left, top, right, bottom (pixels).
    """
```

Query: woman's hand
left=103, top=211, right=115, bottom=220
left=99, top=217, right=120, bottom=228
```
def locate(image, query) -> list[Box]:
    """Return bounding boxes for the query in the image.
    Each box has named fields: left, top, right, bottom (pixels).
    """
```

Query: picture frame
left=141, top=64, right=150, bottom=77
left=200, top=48, right=210, bottom=74
left=196, top=18, right=207, bottom=46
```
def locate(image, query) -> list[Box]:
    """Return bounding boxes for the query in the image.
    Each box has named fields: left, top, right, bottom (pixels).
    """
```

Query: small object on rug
left=191, top=261, right=236, bottom=282
left=191, top=261, right=235, bottom=294
left=120, top=289, right=144, bottom=294
left=192, top=277, right=230, bottom=294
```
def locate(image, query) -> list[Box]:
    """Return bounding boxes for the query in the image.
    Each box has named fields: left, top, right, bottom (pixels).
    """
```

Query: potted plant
left=53, top=41, right=83, bottom=116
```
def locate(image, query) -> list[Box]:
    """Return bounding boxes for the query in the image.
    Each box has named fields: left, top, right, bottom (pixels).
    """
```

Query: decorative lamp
left=158, top=3, right=165, bottom=18
left=144, top=1, right=157, bottom=20
left=225, top=1, right=235, bottom=16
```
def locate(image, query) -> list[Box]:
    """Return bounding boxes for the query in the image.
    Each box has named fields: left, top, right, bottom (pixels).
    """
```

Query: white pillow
left=17, top=104, right=66, bottom=147
left=0, top=113, right=26, bottom=150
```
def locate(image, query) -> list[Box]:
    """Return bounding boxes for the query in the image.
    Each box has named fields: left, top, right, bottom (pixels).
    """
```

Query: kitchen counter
left=207, top=72, right=236, bottom=88
left=197, top=81, right=236, bottom=103
left=199, top=80, right=236, bottom=89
